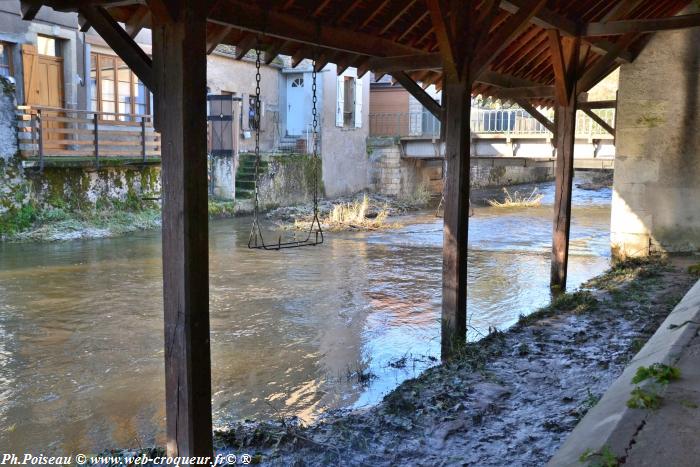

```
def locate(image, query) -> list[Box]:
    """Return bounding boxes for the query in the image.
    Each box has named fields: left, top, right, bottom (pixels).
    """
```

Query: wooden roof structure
left=22, top=0, right=697, bottom=108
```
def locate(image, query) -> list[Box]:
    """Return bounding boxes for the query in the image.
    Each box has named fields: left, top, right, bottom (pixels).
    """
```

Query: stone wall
left=368, top=138, right=442, bottom=197
left=611, top=6, right=700, bottom=257
left=257, top=154, right=321, bottom=209
left=25, top=164, right=161, bottom=208
left=368, top=138, right=555, bottom=197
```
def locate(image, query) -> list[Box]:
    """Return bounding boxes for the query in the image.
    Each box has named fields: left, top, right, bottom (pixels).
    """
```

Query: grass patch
left=487, top=187, right=544, bottom=208
left=517, top=290, right=599, bottom=327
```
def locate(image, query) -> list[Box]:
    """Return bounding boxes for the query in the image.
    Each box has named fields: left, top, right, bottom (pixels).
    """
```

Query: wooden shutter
left=354, top=76, right=362, bottom=128
left=335, top=75, right=344, bottom=127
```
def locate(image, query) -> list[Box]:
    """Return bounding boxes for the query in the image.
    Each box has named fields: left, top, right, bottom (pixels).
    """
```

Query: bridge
left=369, top=107, right=616, bottom=170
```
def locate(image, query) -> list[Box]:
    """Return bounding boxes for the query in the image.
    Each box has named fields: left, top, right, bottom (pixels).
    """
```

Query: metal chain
left=252, top=46, right=262, bottom=220
left=311, top=60, right=319, bottom=215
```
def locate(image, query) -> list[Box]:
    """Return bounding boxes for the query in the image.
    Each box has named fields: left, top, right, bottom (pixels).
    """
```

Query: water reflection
left=0, top=178, right=611, bottom=454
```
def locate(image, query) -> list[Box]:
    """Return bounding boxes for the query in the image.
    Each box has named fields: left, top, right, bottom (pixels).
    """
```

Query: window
left=248, top=95, right=259, bottom=130
left=336, top=72, right=362, bottom=129
left=291, top=77, right=304, bottom=88
left=37, top=36, right=58, bottom=56
left=0, top=42, right=12, bottom=78
left=90, top=52, right=151, bottom=120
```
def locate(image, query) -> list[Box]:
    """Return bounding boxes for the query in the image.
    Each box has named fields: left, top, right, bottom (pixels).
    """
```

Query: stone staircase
left=235, top=153, right=268, bottom=200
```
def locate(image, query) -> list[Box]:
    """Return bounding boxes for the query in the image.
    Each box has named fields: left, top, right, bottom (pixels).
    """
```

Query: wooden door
left=22, top=44, right=64, bottom=107
left=22, top=44, right=65, bottom=148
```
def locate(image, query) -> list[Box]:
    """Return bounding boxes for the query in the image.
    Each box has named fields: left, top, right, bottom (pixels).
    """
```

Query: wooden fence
left=17, top=106, right=161, bottom=168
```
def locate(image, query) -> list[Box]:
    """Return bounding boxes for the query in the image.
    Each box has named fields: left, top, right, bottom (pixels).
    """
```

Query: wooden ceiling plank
left=398, top=10, right=430, bottom=43
left=472, top=0, right=548, bottom=78
left=358, top=0, right=391, bottom=30
left=379, top=0, right=418, bottom=35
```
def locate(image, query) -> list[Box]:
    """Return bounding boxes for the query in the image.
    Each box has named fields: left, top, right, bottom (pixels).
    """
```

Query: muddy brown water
left=0, top=178, right=612, bottom=454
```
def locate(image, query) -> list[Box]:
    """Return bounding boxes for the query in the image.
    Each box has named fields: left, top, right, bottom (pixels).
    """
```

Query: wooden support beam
left=501, top=0, right=633, bottom=62
left=235, top=34, right=257, bottom=60
left=368, top=53, right=441, bottom=74
left=206, top=24, right=232, bottom=55
left=20, top=1, right=41, bottom=21
left=79, top=5, right=153, bottom=91
left=577, top=33, right=636, bottom=93
left=582, top=107, right=615, bottom=137
left=392, top=71, right=441, bottom=119
left=514, top=99, right=555, bottom=134
left=264, top=40, right=288, bottom=65
left=125, top=5, right=150, bottom=38
left=584, top=13, right=700, bottom=37
left=208, top=0, right=420, bottom=58
left=578, top=100, right=616, bottom=110
left=441, top=71, right=472, bottom=359
left=425, top=0, right=459, bottom=78
left=549, top=33, right=581, bottom=291
left=151, top=0, right=212, bottom=458
left=492, top=85, right=554, bottom=99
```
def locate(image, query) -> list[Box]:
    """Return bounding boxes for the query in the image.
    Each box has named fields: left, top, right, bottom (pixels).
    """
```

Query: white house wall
left=320, top=64, right=370, bottom=197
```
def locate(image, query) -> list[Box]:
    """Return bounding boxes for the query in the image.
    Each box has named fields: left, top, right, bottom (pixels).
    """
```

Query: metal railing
left=369, top=108, right=616, bottom=139
left=17, top=106, right=161, bottom=169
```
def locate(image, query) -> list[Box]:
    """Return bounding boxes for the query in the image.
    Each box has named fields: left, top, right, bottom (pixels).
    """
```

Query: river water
left=0, top=178, right=611, bottom=454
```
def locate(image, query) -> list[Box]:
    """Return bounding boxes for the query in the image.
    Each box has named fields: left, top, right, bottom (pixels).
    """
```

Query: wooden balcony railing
left=17, top=106, right=161, bottom=169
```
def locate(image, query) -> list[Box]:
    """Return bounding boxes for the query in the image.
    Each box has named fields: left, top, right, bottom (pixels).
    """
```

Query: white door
left=286, top=74, right=306, bottom=136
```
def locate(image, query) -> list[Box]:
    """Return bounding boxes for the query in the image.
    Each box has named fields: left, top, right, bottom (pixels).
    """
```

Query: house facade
left=0, top=1, right=372, bottom=204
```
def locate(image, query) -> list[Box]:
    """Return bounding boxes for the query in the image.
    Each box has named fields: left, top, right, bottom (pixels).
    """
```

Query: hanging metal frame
left=248, top=44, right=324, bottom=250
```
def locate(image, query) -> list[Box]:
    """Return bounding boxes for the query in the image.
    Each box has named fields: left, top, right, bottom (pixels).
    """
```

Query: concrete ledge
left=548, top=279, right=700, bottom=466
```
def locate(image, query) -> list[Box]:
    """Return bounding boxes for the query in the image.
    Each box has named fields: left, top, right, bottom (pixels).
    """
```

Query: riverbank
left=206, top=256, right=697, bottom=466
left=0, top=200, right=237, bottom=242
left=0, top=190, right=430, bottom=242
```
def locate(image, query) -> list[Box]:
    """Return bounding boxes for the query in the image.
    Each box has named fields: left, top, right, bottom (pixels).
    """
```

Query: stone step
left=236, top=180, right=256, bottom=190
left=235, top=188, right=254, bottom=199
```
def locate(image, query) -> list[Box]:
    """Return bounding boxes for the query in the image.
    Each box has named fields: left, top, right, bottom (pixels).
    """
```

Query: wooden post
left=548, top=32, right=581, bottom=291
left=441, top=71, right=471, bottom=359
left=151, top=2, right=213, bottom=458
left=551, top=100, right=577, bottom=290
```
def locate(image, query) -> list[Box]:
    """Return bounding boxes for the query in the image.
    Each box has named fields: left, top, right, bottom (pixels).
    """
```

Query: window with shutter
left=336, top=75, right=344, bottom=127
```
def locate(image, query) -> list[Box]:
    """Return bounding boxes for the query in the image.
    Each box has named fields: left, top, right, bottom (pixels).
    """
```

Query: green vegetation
left=689, top=263, right=700, bottom=278
left=516, top=290, right=599, bottom=327
left=632, top=364, right=681, bottom=385
left=626, top=386, right=661, bottom=410
left=579, top=445, right=620, bottom=467
left=626, top=364, right=681, bottom=410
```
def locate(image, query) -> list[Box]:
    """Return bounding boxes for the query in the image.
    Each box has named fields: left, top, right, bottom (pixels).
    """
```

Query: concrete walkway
left=549, top=276, right=700, bottom=466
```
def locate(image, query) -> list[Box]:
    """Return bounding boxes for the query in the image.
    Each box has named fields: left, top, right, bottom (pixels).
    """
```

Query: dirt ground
left=212, top=257, right=699, bottom=466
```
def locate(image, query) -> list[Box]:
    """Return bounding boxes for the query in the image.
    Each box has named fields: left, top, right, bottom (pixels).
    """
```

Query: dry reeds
left=487, top=187, right=544, bottom=208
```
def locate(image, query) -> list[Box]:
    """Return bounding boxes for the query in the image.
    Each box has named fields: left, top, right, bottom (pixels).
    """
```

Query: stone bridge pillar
left=611, top=7, right=700, bottom=258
